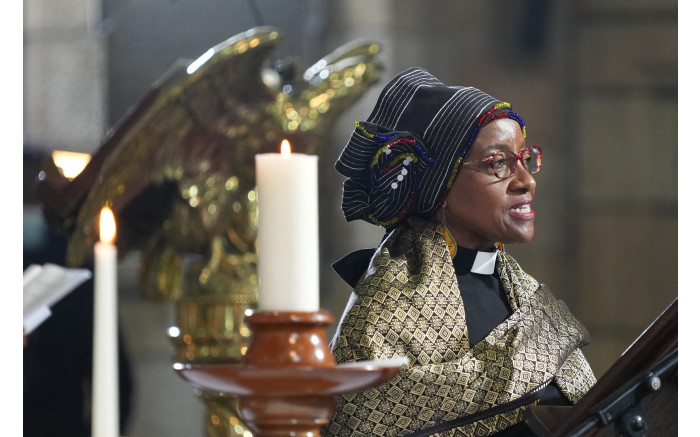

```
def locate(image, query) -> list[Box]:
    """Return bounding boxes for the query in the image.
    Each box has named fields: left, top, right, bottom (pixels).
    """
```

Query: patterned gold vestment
left=324, top=218, right=596, bottom=436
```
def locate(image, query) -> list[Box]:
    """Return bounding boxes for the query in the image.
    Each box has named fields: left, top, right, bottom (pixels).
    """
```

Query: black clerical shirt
left=451, top=246, right=511, bottom=347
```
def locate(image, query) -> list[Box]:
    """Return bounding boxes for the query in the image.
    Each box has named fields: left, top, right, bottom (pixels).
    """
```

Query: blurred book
left=23, top=263, right=92, bottom=334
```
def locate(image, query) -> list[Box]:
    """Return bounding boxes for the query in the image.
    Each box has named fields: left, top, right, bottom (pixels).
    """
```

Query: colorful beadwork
left=385, top=153, right=415, bottom=173
left=355, top=121, right=398, bottom=141
left=368, top=161, right=420, bottom=226
left=409, top=141, right=436, bottom=164
left=369, top=214, right=399, bottom=227
left=483, top=112, right=527, bottom=138
left=446, top=156, right=463, bottom=188
left=476, top=103, right=510, bottom=126
left=359, top=121, right=439, bottom=225
left=370, top=138, right=417, bottom=166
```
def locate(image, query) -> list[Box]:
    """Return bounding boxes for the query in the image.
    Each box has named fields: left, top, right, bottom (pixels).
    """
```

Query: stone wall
left=24, top=0, right=107, bottom=153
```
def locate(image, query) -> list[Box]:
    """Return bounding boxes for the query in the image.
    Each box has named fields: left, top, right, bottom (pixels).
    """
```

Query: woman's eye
left=491, top=155, right=507, bottom=169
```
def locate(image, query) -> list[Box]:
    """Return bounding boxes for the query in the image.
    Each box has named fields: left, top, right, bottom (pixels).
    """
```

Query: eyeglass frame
left=462, top=145, right=542, bottom=180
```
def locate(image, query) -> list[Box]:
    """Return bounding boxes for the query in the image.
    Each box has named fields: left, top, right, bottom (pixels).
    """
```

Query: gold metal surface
left=64, top=27, right=381, bottom=276
left=55, top=26, right=381, bottom=437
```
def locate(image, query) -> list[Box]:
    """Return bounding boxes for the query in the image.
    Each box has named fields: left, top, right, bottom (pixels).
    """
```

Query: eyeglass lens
left=491, top=147, right=541, bottom=179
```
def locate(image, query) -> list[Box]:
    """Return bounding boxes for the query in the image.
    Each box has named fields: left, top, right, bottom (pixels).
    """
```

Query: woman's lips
left=509, top=202, right=535, bottom=218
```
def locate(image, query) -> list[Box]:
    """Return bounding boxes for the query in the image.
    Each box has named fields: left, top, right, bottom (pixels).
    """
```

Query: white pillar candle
left=255, top=140, right=319, bottom=312
left=92, top=206, right=119, bottom=437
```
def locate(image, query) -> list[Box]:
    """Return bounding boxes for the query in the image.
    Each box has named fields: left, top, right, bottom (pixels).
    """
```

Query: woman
left=324, top=67, right=596, bottom=436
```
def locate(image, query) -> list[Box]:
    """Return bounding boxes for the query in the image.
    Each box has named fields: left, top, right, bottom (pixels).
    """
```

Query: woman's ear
left=429, top=200, right=448, bottom=225
left=441, top=200, right=449, bottom=223
left=428, top=202, right=445, bottom=224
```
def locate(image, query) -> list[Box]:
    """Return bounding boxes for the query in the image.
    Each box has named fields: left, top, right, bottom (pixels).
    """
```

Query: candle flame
left=99, top=206, right=117, bottom=244
left=280, top=139, right=291, bottom=158
left=51, top=150, right=91, bottom=180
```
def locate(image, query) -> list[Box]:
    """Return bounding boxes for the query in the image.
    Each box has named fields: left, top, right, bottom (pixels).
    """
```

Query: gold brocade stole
left=494, top=246, right=597, bottom=406
left=325, top=218, right=596, bottom=437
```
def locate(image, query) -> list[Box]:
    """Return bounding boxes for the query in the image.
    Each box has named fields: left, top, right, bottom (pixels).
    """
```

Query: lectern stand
left=525, top=299, right=678, bottom=437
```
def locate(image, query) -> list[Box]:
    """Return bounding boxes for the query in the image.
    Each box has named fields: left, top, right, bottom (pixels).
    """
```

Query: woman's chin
left=501, top=228, right=535, bottom=245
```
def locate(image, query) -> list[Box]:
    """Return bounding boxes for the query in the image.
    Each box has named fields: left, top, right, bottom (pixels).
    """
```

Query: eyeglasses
left=463, top=146, right=542, bottom=180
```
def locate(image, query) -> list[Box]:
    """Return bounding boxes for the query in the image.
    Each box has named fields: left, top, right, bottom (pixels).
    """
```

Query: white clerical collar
left=471, top=250, right=498, bottom=275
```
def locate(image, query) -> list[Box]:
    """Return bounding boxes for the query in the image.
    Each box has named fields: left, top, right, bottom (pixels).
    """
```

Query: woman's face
left=443, top=117, right=536, bottom=250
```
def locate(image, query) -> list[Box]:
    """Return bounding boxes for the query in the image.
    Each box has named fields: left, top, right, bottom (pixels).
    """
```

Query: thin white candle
left=255, top=140, right=319, bottom=312
left=93, top=206, right=119, bottom=437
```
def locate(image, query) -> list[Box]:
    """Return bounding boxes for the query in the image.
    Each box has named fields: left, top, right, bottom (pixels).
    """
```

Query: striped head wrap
left=335, top=67, right=526, bottom=228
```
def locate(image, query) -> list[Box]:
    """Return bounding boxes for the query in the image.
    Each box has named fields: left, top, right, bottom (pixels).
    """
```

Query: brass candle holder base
left=174, top=310, right=403, bottom=437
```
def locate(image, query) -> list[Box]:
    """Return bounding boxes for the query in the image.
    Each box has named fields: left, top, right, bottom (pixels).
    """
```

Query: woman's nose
left=509, top=161, right=536, bottom=193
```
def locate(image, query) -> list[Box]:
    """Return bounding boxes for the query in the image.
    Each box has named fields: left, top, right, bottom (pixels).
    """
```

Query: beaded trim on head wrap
left=354, top=121, right=436, bottom=227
